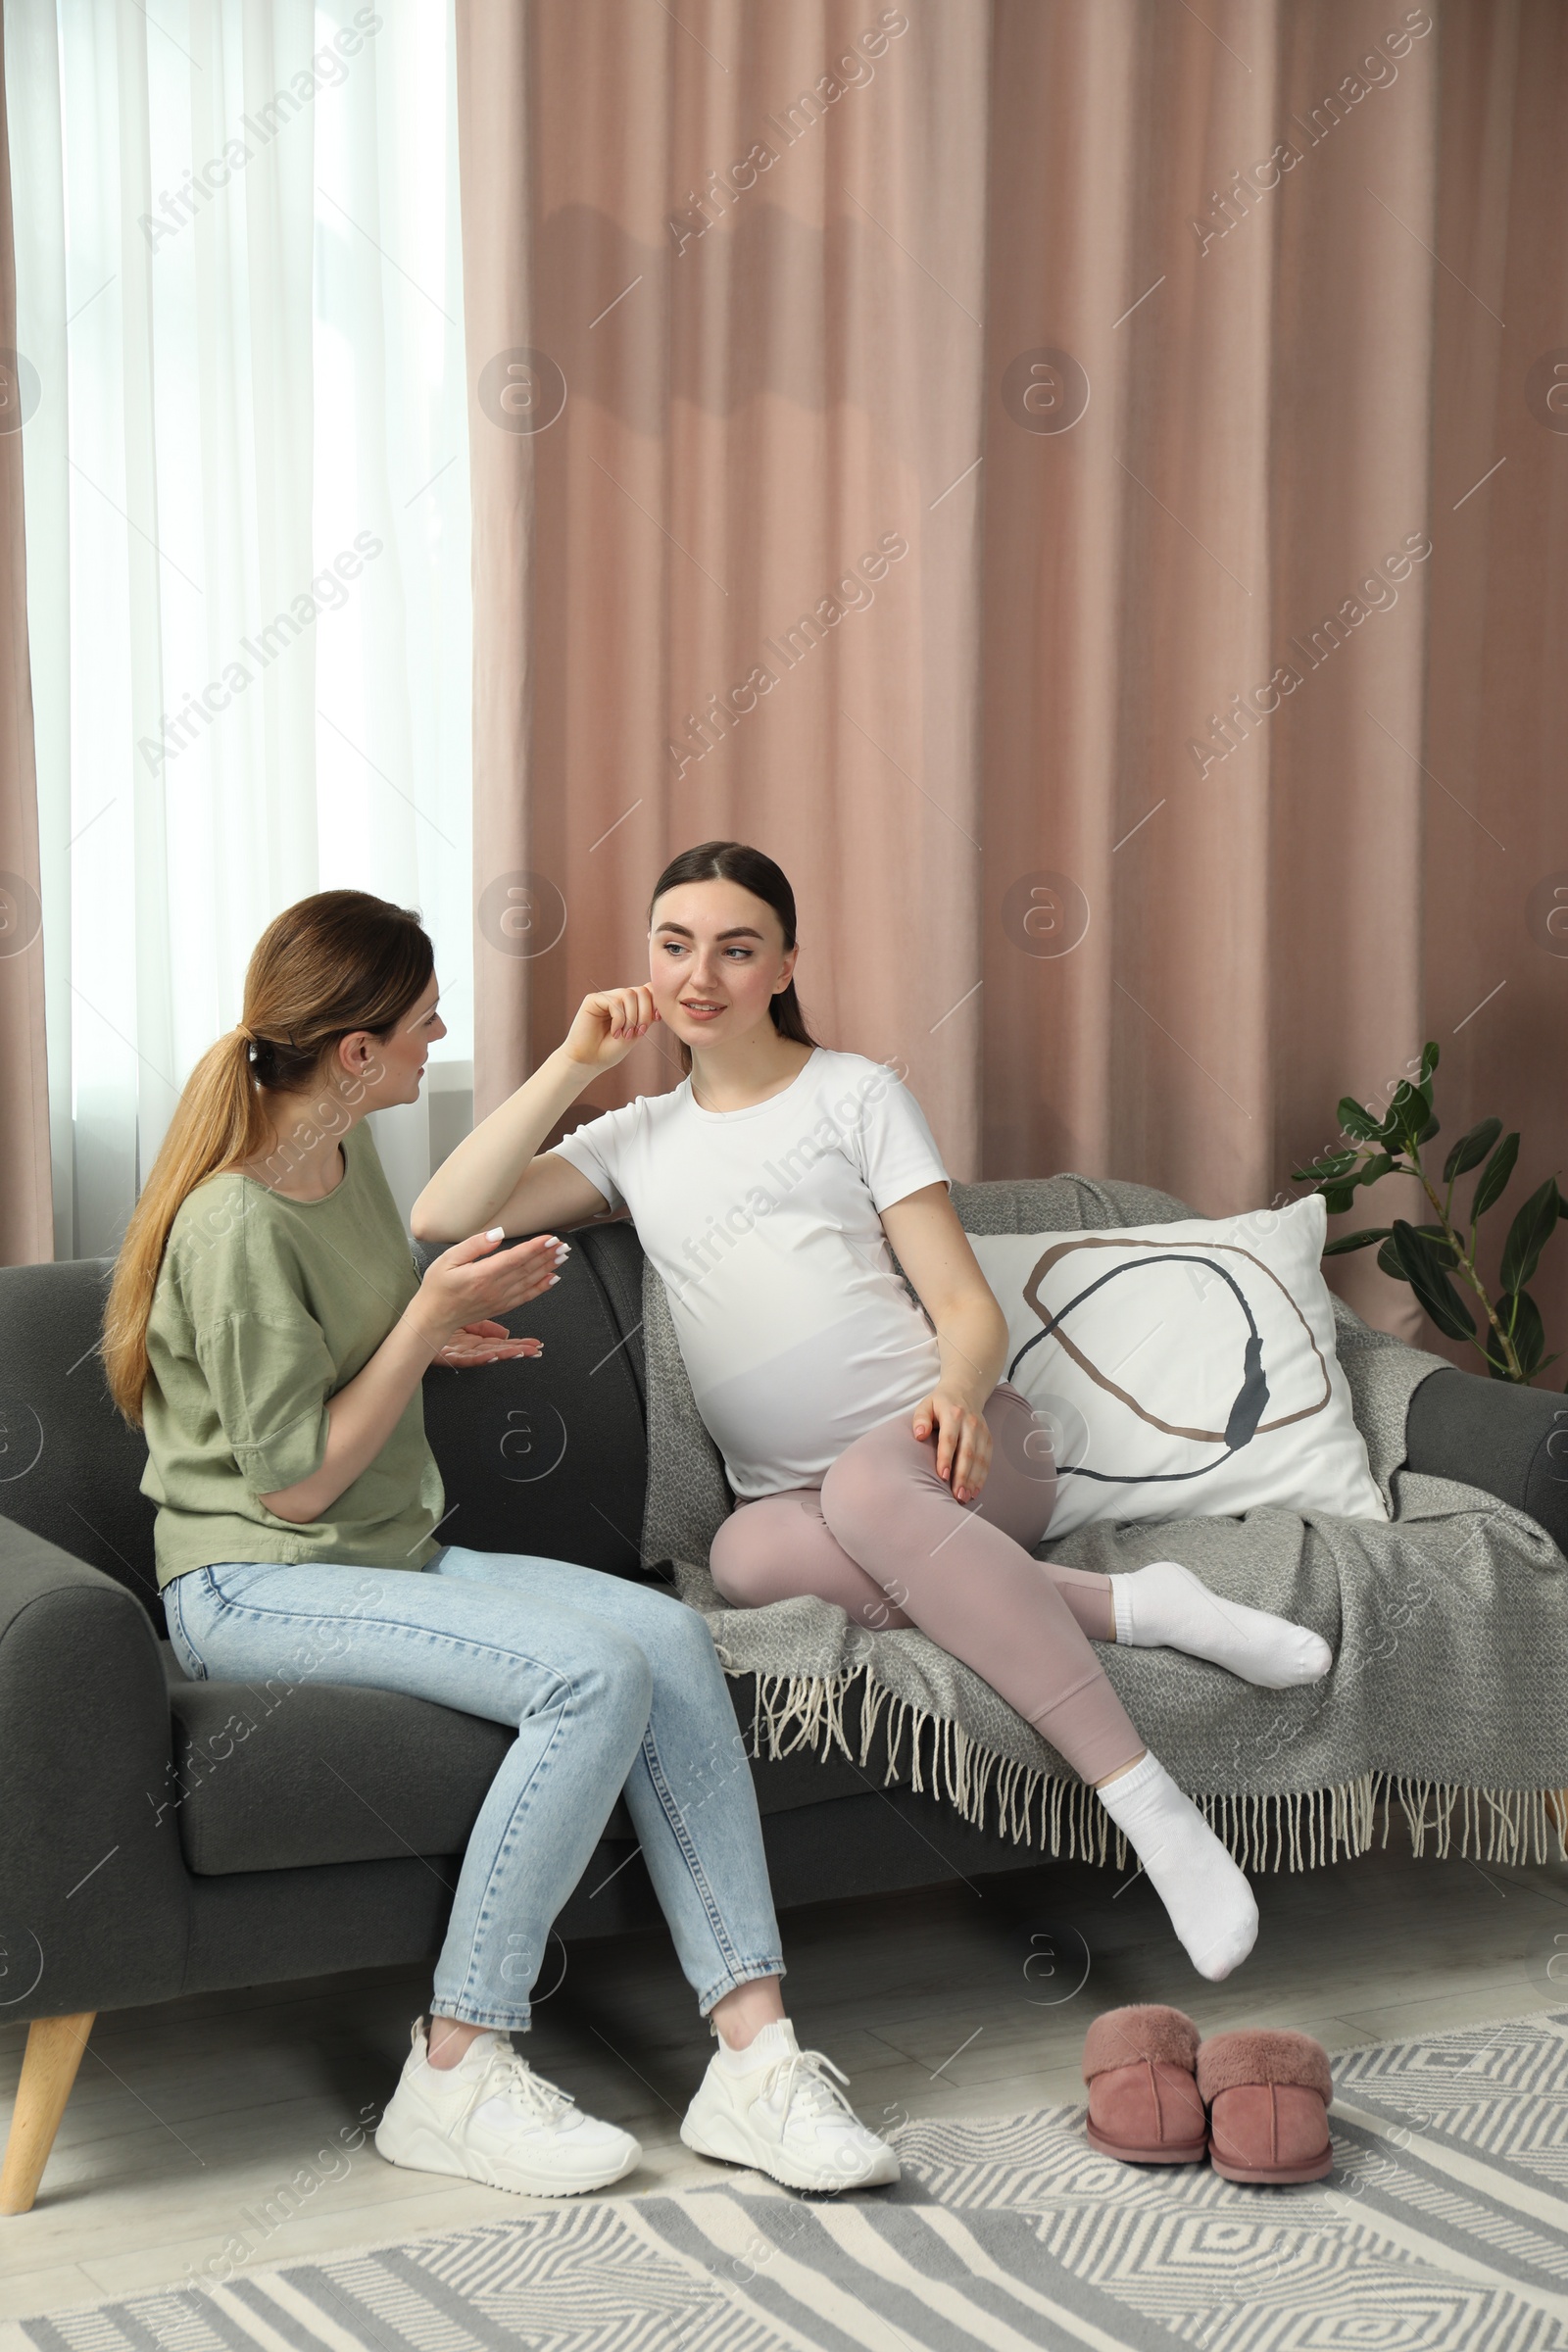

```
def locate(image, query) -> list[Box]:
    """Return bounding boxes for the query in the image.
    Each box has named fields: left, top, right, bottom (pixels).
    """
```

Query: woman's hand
left=433, top=1320, right=545, bottom=1370
left=408, top=1228, right=566, bottom=1350
left=911, top=1388, right=993, bottom=1504
left=563, top=986, right=661, bottom=1071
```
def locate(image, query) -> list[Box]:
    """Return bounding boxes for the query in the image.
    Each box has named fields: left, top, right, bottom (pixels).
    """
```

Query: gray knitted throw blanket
left=638, top=1174, right=1568, bottom=1873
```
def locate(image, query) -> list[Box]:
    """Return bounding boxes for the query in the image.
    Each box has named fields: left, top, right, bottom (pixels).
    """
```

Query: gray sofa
left=2, top=1202, right=1564, bottom=2213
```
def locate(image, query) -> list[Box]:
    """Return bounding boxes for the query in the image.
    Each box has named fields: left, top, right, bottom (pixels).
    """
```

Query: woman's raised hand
left=563, top=985, right=660, bottom=1071
left=409, top=1228, right=568, bottom=1350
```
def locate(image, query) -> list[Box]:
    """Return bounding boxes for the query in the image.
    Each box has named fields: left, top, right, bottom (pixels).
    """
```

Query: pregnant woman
left=104, top=886, right=900, bottom=2199
left=416, top=842, right=1333, bottom=1985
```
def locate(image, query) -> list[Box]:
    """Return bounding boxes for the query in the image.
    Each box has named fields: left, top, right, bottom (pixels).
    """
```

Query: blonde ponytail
left=102, top=1029, right=272, bottom=1423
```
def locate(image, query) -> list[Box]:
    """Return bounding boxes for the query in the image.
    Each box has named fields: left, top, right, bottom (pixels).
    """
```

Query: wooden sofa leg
left=0, top=2012, right=95, bottom=2215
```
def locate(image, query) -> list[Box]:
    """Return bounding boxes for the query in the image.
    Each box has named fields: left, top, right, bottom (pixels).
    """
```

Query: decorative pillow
left=968, top=1196, right=1389, bottom=1537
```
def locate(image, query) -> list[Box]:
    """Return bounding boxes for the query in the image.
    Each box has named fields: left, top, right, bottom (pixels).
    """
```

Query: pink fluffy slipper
left=1197, top=2028, right=1334, bottom=2183
left=1081, top=2005, right=1207, bottom=2166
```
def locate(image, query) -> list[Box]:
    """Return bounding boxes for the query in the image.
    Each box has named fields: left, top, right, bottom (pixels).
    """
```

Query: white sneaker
left=680, top=2019, right=901, bottom=2193
left=373, top=2016, right=641, bottom=2196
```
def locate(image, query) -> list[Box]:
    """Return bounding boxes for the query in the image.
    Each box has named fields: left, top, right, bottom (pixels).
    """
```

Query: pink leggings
left=709, top=1383, right=1145, bottom=1787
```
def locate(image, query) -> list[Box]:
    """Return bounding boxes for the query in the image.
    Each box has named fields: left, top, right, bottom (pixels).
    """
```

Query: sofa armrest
left=0, top=1516, right=190, bottom=2022
left=1402, top=1366, right=1568, bottom=1555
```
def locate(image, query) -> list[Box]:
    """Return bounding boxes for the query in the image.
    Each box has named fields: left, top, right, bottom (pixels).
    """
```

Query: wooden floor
left=3, top=1824, right=1567, bottom=2323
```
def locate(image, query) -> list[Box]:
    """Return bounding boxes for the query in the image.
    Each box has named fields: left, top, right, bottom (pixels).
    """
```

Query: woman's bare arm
left=410, top=987, right=661, bottom=1243
left=879, top=1181, right=1007, bottom=1500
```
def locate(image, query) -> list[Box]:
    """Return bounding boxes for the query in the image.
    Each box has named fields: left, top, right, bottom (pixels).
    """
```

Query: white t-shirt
left=551, top=1047, right=951, bottom=1498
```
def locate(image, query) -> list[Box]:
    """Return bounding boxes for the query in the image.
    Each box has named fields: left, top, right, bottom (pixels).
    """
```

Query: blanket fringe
left=1389, top=1777, right=1567, bottom=1869
left=735, top=1663, right=1568, bottom=1873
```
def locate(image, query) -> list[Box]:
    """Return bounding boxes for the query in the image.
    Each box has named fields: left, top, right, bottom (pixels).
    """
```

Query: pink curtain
left=450, top=0, right=1568, bottom=1366
left=0, top=27, right=51, bottom=1266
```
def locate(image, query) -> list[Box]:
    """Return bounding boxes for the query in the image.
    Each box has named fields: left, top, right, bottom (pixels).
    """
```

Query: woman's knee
left=709, top=1501, right=794, bottom=1606
left=710, top=1523, right=765, bottom=1606
left=638, top=1587, right=723, bottom=1684
left=569, top=1624, right=654, bottom=1724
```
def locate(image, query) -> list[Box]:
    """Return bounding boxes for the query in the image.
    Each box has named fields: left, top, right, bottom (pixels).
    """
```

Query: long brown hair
left=102, top=890, right=434, bottom=1425
left=648, top=841, right=821, bottom=1076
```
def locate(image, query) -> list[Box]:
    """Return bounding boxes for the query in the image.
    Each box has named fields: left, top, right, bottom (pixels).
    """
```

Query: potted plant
left=1293, top=1042, right=1567, bottom=1385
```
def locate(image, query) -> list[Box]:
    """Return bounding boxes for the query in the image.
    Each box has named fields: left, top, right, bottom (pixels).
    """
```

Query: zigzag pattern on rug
left=32, top=2010, right=1568, bottom=2349
left=731, top=1658, right=1568, bottom=1874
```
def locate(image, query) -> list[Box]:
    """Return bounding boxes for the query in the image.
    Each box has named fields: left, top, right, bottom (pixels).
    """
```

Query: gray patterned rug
left=18, top=2008, right=1568, bottom=2350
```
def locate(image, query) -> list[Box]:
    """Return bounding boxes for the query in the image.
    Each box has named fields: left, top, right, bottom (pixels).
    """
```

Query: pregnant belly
left=691, top=1312, right=944, bottom=1491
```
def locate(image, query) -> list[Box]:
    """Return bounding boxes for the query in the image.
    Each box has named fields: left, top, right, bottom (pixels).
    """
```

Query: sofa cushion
left=159, top=1640, right=878, bottom=1874
left=380, top=1223, right=653, bottom=1575
left=161, top=1643, right=517, bottom=1874
left=968, top=1196, right=1388, bottom=1537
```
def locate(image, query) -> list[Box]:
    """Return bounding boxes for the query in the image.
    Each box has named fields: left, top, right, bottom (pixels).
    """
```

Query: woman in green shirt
left=105, top=887, right=898, bottom=2202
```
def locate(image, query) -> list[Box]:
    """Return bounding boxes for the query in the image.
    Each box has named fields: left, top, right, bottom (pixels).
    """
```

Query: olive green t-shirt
left=140, top=1118, right=444, bottom=1588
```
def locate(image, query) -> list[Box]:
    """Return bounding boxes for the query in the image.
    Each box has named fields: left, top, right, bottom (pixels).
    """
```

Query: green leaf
left=1338, top=1098, right=1386, bottom=1145
left=1498, top=1176, right=1562, bottom=1296
left=1471, top=1130, right=1520, bottom=1217
left=1389, top=1219, right=1477, bottom=1343
left=1376, top=1238, right=1403, bottom=1280
left=1398, top=1056, right=1440, bottom=1142
left=1291, top=1149, right=1360, bottom=1184
left=1497, top=1289, right=1546, bottom=1382
left=1388, top=1081, right=1435, bottom=1148
left=1356, top=1152, right=1400, bottom=1189
left=1322, top=1228, right=1393, bottom=1255
left=1322, top=1184, right=1360, bottom=1215
left=1443, top=1117, right=1502, bottom=1183
left=1410, top=1221, right=1459, bottom=1268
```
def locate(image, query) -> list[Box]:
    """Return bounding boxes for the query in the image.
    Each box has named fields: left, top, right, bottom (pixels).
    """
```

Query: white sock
left=714, top=2018, right=798, bottom=2074
left=1112, top=1560, right=1332, bottom=1689
left=1095, top=1750, right=1259, bottom=1982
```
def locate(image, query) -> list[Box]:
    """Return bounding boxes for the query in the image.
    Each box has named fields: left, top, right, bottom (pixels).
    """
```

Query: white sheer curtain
left=5, top=0, right=472, bottom=1257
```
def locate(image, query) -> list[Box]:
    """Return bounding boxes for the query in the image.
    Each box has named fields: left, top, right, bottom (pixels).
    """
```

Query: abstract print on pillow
left=969, top=1196, right=1388, bottom=1537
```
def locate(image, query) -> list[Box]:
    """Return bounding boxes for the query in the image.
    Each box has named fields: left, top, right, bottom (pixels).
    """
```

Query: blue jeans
left=164, top=1545, right=786, bottom=2033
